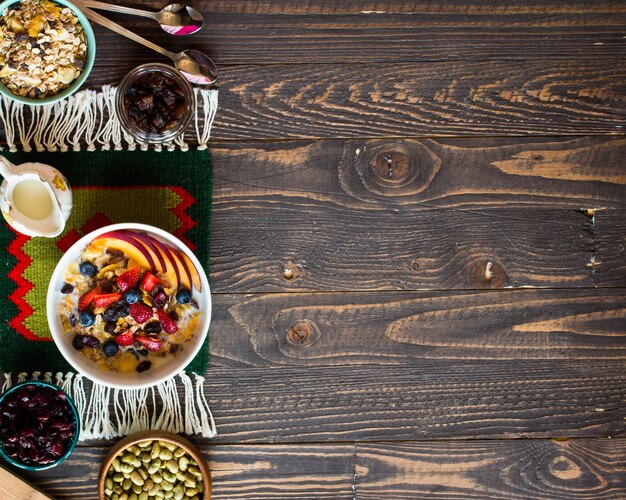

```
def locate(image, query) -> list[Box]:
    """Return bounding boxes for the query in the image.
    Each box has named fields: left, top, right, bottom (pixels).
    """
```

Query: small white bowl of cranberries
left=0, top=381, right=79, bottom=471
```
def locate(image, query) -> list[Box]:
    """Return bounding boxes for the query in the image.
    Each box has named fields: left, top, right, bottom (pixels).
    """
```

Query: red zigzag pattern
left=7, top=228, right=39, bottom=341
left=7, top=186, right=197, bottom=341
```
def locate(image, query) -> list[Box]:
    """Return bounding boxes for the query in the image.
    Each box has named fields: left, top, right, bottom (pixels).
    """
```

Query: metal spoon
left=77, top=0, right=203, bottom=35
left=75, top=3, right=217, bottom=84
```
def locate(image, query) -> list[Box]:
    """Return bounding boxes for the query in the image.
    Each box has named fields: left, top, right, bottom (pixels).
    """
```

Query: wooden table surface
left=15, top=0, right=626, bottom=498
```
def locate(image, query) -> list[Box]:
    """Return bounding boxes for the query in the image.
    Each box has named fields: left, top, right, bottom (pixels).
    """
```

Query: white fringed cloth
left=0, top=85, right=218, bottom=152
left=2, top=371, right=216, bottom=439
left=0, top=86, right=218, bottom=439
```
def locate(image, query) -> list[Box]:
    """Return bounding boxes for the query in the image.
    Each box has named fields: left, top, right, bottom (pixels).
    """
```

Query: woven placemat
left=0, top=149, right=215, bottom=438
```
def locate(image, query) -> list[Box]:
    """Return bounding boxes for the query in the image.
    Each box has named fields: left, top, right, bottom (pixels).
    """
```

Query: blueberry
left=79, top=311, right=95, bottom=327
left=72, top=335, right=84, bottom=350
left=60, top=283, right=74, bottom=294
left=102, top=308, right=118, bottom=323
left=124, top=289, right=140, bottom=304
left=79, top=261, right=97, bottom=276
left=102, top=340, right=119, bottom=357
left=175, top=289, right=192, bottom=304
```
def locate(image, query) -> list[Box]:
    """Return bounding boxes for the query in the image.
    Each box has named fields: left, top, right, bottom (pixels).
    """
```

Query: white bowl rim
left=46, top=223, right=211, bottom=390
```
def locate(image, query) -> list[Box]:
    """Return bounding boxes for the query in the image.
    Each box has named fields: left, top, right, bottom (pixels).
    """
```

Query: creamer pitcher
left=0, top=156, right=72, bottom=238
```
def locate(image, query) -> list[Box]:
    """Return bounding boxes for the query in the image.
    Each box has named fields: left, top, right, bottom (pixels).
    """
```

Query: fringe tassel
left=0, top=86, right=218, bottom=152
left=1, top=371, right=216, bottom=440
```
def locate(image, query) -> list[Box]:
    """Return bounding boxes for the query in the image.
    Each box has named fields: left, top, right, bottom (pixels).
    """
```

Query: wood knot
left=410, top=259, right=421, bottom=272
left=549, top=456, right=582, bottom=481
left=282, top=261, right=303, bottom=281
left=349, top=141, right=440, bottom=198
left=372, top=151, right=412, bottom=182
left=286, top=320, right=320, bottom=347
left=468, top=258, right=506, bottom=288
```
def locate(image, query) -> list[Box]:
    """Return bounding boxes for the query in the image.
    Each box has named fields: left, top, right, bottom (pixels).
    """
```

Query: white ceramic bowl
left=47, top=223, right=211, bottom=389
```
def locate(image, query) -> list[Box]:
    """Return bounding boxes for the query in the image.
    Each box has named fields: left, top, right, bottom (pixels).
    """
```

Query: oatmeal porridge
left=58, top=229, right=203, bottom=374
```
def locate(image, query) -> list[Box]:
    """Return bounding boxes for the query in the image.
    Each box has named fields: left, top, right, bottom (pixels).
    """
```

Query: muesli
left=0, top=0, right=87, bottom=98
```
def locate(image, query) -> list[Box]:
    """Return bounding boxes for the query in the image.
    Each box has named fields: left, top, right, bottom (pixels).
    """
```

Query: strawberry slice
left=130, top=302, right=153, bottom=324
left=78, top=287, right=100, bottom=311
left=157, top=309, right=178, bottom=334
left=93, top=292, right=123, bottom=309
left=140, top=271, right=163, bottom=293
left=115, top=330, right=134, bottom=346
left=116, top=267, right=140, bottom=292
left=135, top=335, right=162, bottom=352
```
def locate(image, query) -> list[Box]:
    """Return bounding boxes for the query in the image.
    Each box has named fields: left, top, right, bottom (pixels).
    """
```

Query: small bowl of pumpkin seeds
left=98, top=430, right=211, bottom=500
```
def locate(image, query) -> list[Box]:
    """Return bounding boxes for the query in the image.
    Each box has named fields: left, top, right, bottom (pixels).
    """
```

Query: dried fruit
left=123, top=71, right=187, bottom=135
left=0, top=384, right=76, bottom=466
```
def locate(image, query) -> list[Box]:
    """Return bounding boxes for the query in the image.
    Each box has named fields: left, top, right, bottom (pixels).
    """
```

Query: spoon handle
left=74, top=0, right=157, bottom=20
left=74, top=2, right=175, bottom=59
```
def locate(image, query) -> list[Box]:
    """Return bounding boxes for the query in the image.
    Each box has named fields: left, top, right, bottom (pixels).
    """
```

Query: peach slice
left=148, top=237, right=185, bottom=290
left=174, top=248, right=202, bottom=292
left=167, top=246, right=192, bottom=291
left=130, top=232, right=179, bottom=290
left=89, top=233, right=155, bottom=271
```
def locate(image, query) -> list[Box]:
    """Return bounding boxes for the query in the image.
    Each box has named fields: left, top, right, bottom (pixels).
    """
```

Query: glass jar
left=116, top=63, right=195, bottom=144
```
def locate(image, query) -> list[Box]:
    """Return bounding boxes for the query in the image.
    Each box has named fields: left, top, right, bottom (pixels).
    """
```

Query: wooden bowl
left=98, top=430, right=211, bottom=499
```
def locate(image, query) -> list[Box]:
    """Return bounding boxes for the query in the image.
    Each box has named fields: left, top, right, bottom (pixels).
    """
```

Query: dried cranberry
left=0, top=384, right=76, bottom=466
left=104, top=321, right=117, bottom=335
left=152, top=291, right=167, bottom=309
left=82, top=335, right=100, bottom=349
left=136, top=360, right=152, bottom=372
left=99, top=280, right=114, bottom=293
left=72, top=334, right=84, bottom=350
left=144, top=321, right=162, bottom=334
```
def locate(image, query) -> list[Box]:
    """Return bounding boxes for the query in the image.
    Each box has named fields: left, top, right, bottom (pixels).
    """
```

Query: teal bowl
left=0, top=380, right=80, bottom=471
left=0, top=0, right=95, bottom=105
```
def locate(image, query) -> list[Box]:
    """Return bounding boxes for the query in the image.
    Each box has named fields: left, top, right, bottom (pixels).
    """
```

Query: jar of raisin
left=116, top=63, right=195, bottom=144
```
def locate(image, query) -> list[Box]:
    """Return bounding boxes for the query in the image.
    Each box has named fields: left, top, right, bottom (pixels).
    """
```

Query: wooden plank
left=209, top=289, right=626, bottom=366
left=200, top=0, right=626, bottom=15
left=20, top=439, right=626, bottom=499
left=22, top=443, right=355, bottom=499
left=83, top=1, right=626, bottom=65
left=207, top=138, right=626, bottom=292
left=206, top=59, right=626, bottom=139
left=0, top=464, right=53, bottom=500
left=50, top=355, right=623, bottom=443
left=81, top=59, right=626, bottom=139
left=197, top=62, right=616, bottom=140
left=201, top=362, right=626, bottom=443
left=355, top=439, right=626, bottom=499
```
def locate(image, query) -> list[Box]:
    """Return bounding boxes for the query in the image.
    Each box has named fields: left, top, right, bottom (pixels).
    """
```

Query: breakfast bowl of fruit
left=46, top=223, right=210, bottom=389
